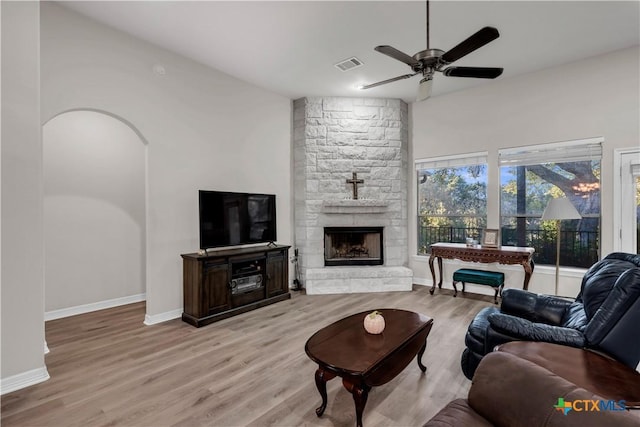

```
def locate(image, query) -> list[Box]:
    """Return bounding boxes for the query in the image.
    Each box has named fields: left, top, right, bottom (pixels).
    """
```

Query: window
left=499, top=139, right=602, bottom=268
left=416, top=152, right=487, bottom=255
left=614, top=149, right=639, bottom=253
left=636, top=174, right=640, bottom=254
left=625, top=157, right=640, bottom=253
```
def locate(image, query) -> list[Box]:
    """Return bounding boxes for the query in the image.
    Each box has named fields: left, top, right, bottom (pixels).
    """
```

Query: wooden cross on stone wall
left=346, top=172, right=364, bottom=200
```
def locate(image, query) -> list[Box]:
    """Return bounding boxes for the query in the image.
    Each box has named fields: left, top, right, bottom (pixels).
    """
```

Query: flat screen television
left=199, top=190, right=276, bottom=249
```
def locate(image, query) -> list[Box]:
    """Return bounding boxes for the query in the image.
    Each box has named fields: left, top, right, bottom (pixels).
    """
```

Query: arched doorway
left=43, top=110, right=147, bottom=319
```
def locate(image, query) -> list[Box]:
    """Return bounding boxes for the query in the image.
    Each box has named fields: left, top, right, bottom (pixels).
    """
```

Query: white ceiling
left=59, top=1, right=640, bottom=103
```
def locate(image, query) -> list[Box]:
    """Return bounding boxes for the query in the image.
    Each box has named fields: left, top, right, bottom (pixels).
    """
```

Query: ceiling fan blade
left=441, top=27, right=500, bottom=63
left=442, top=66, right=503, bottom=79
left=374, top=45, right=420, bottom=67
left=360, top=73, right=418, bottom=90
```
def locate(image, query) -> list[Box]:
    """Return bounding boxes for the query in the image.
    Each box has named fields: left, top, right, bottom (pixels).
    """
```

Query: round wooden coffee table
left=304, top=309, right=434, bottom=427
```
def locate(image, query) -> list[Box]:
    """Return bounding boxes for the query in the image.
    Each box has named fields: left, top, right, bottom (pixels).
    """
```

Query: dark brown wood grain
left=428, top=242, right=535, bottom=292
left=305, top=309, right=434, bottom=427
left=181, top=245, right=291, bottom=327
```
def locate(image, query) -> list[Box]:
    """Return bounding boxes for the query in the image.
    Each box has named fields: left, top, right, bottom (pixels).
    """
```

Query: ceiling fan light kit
left=361, top=1, right=503, bottom=101
left=417, top=77, right=433, bottom=102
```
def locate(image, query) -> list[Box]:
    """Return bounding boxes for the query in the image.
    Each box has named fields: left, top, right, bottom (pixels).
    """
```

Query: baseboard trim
left=1, top=367, right=50, bottom=395
left=45, top=293, right=146, bottom=321
left=413, top=276, right=431, bottom=286
left=144, top=309, right=182, bottom=326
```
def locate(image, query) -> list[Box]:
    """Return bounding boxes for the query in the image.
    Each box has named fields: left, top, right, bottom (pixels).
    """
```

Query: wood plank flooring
left=1, top=286, right=494, bottom=427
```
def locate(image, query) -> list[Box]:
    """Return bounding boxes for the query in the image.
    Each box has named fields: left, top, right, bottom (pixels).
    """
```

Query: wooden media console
left=181, top=244, right=291, bottom=327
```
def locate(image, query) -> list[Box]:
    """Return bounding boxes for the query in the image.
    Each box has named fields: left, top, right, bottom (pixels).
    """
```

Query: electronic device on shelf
left=199, top=190, right=276, bottom=249
left=229, top=257, right=265, bottom=295
left=230, top=274, right=263, bottom=295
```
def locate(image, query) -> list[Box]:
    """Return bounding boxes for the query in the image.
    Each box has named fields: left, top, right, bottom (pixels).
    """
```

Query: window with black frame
left=416, top=152, right=488, bottom=255
left=499, top=139, right=602, bottom=268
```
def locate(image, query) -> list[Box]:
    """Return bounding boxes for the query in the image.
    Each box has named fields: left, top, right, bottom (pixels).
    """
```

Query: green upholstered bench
left=453, top=269, right=505, bottom=304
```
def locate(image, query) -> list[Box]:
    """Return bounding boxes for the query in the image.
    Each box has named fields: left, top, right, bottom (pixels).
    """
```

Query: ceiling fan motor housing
left=413, top=49, right=444, bottom=65
left=413, top=48, right=445, bottom=76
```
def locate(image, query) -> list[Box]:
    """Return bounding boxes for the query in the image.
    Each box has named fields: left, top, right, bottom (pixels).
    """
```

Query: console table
left=429, top=243, right=534, bottom=294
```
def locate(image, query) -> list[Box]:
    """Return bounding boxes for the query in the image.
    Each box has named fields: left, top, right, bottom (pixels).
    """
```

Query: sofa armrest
left=488, top=313, right=585, bottom=348
left=422, top=399, right=493, bottom=427
left=586, top=268, right=640, bottom=370
left=501, top=288, right=573, bottom=325
left=468, top=352, right=640, bottom=427
left=586, top=268, right=640, bottom=342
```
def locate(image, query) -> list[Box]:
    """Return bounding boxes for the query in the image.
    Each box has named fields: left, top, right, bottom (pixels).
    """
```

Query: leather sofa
left=496, top=341, right=640, bottom=409
left=424, top=350, right=640, bottom=427
left=461, top=252, right=640, bottom=380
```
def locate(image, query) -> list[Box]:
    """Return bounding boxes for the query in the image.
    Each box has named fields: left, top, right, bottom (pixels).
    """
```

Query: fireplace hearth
left=324, top=227, right=383, bottom=266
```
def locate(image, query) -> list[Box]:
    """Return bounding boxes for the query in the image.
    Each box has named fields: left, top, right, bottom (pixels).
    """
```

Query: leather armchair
left=461, top=252, right=640, bottom=380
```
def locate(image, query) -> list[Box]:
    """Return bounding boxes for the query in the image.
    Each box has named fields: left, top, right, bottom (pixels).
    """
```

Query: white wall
left=40, top=3, right=292, bottom=322
left=410, top=46, right=640, bottom=297
left=1, top=1, right=50, bottom=392
left=44, top=111, right=146, bottom=313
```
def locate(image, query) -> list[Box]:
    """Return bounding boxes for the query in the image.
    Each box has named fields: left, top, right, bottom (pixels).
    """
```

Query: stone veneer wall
left=293, top=97, right=412, bottom=294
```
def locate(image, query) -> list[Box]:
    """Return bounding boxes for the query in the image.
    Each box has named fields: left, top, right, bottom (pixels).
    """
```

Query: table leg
left=522, top=260, right=533, bottom=291
left=342, top=378, right=370, bottom=427
left=314, top=368, right=336, bottom=417
left=428, top=254, right=436, bottom=295
left=416, top=340, right=427, bottom=372
left=437, top=257, right=443, bottom=289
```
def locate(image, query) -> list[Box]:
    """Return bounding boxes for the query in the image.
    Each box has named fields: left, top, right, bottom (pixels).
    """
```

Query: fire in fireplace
left=324, top=227, right=383, bottom=266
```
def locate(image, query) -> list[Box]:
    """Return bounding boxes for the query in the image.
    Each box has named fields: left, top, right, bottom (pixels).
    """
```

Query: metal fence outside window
left=418, top=222, right=599, bottom=268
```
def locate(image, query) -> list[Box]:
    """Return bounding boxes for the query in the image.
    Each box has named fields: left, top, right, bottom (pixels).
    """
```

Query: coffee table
left=304, top=309, right=434, bottom=427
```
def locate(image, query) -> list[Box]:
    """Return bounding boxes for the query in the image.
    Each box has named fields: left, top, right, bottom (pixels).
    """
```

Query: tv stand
left=181, top=244, right=291, bottom=327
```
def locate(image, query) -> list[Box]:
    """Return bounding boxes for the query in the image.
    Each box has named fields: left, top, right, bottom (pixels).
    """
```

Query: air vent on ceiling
left=334, top=57, right=363, bottom=72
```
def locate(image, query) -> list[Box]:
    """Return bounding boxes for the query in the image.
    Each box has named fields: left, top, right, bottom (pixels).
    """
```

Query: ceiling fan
left=360, top=1, right=503, bottom=101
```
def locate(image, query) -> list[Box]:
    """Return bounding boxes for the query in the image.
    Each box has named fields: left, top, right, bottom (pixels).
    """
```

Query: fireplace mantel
left=322, top=200, right=389, bottom=214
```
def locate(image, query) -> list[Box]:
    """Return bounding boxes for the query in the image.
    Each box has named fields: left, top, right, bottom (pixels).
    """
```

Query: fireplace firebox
left=324, top=227, right=383, bottom=266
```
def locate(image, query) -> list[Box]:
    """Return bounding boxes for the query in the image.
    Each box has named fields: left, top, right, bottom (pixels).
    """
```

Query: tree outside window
left=500, top=145, right=601, bottom=268
left=417, top=159, right=487, bottom=255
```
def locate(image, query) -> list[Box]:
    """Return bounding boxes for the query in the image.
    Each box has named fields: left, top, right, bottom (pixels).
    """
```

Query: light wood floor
left=1, top=286, right=494, bottom=427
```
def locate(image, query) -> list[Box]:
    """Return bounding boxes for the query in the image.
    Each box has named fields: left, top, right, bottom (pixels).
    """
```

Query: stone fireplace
left=293, top=97, right=413, bottom=294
